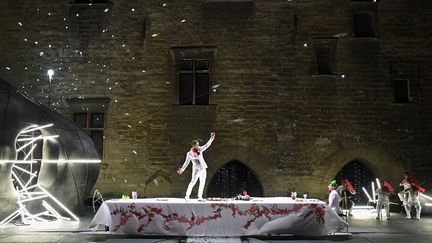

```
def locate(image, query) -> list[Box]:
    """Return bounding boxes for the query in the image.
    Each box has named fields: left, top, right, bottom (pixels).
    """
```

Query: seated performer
left=328, top=180, right=343, bottom=215
left=375, top=180, right=392, bottom=220
left=398, top=172, right=412, bottom=206
left=337, top=179, right=356, bottom=216
left=177, top=132, right=215, bottom=201
left=398, top=172, right=424, bottom=220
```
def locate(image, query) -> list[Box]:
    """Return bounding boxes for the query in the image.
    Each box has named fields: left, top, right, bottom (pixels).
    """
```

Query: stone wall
left=0, top=0, right=431, bottom=200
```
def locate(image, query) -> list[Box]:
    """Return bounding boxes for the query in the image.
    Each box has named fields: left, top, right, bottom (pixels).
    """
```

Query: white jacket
left=179, top=137, right=214, bottom=172
left=329, top=190, right=342, bottom=214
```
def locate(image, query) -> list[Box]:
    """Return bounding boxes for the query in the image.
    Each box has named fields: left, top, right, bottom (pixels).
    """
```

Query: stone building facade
left=0, top=0, right=431, bottom=201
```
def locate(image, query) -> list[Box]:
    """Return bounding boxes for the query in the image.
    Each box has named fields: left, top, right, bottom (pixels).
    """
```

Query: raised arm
left=199, top=132, right=215, bottom=152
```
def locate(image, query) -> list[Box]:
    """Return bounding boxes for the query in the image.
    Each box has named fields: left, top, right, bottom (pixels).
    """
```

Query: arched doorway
left=207, top=160, right=263, bottom=198
left=334, top=160, right=376, bottom=205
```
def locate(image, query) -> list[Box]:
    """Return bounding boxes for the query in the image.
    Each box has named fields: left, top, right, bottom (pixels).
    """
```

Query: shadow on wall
left=0, top=76, right=100, bottom=219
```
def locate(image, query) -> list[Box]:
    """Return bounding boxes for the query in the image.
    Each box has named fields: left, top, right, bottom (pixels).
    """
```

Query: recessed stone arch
left=205, top=145, right=269, bottom=197
left=316, top=145, right=405, bottom=196
left=207, top=160, right=263, bottom=198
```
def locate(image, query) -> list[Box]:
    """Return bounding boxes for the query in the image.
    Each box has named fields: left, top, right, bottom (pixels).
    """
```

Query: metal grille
left=335, top=160, right=376, bottom=205
left=207, top=160, right=263, bottom=198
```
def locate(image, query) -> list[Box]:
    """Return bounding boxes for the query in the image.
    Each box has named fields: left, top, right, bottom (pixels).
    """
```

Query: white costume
left=329, top=189, right=342, bottom=215
left=179, top=137, right=214, bottom=200
left=398, top=179, right=411, bottom=205
left=398, top=178, right=422, bottom=219
left=375, top=188, right=390, bottom=219
left=403, top=190, right=422, bottom=219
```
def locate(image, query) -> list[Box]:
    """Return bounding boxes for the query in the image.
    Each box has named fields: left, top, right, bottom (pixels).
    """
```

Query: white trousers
left=185, top=168, right=207, bottom=198
left=399, top=190, right=422, bottom=219
left=376, top=201, right=390, bottom=218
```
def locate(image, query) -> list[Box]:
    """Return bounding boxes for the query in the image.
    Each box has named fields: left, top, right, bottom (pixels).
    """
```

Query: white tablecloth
left=90, top=197, right=347, bottom=236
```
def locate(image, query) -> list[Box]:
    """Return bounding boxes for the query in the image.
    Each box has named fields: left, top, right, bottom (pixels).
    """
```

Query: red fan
left=341, top=179, right=356, bottom=194
left=408, top=176, right=426, bottom=193
left=382, top=180, right=395, bottom=192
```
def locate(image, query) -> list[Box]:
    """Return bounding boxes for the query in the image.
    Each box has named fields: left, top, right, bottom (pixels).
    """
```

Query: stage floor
left=0, top=209, right=431, bottom=242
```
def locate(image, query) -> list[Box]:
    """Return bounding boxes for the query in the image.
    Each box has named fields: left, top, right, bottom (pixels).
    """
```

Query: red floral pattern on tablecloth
left=109, top=202, right=326, bottom=233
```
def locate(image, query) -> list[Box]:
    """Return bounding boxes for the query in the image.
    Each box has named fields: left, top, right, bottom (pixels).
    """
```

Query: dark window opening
left=91, top=113, right=104, bottom=128
left=334, top=160, right=376, bottom=205
left=316, top=48, right=333, bottom=75
left=73, top=111, right=105, bottom=158
left=353, top=13, right=375, bottom=37
left=178, top=59, right=211, bottom=105
left=90, top=131, right=104, bottom=158
left=207, top=160, right=263, bottom=198
left=394, top=79, right=410, bottom=103
left=73, top=113, right=87, bottom=128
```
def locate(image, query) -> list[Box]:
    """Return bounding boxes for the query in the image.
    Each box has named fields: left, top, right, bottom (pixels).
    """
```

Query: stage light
left=362, top=187, right=373, bottom=202
left=376, top=178, right=381, bottom=189
left=42, top=160, right=101, bottom=164
left=20, top=123, right=54, bottom=133
left=372, top=182, right=376, bottom=203
left=419, top=193, right=432, bottom=201
left=38, top=186, right=80, bottom=221
left=0, top=160, right=37, bottom=164
left=47, top=69, right=54, bottom=81
left=425, top=203, right=432, bottom=207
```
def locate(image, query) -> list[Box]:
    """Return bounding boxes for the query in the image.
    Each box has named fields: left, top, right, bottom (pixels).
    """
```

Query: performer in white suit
left=177, top=132, right=215, bottom=201
left=375, top=181, right=391, bottom=220
left=328, top=180, right=342, bottom=215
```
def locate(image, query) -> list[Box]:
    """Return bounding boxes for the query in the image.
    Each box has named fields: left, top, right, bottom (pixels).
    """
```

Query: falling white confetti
left=181, top=19, right=186, bottom=23
left=18, top=22, right=23, bottom=26
left=127, top=125, right=132, bottom=128
left=34, top=41, right=38, bottom=45
left=104, top=8, right=109, bottom=13
left=5, top=67, right=11, bottom=70
left=48, top=44, right=51, bottom=48
left=151, top=33, right=159, bottom=37
left=24, top=38, right=27, bottom=42
left=76, top=13, right=79, bottom=17
left=124, top=179, right=127, bottom=183
left=112, top=177, right=116, bottom=181
left=132, top=150, right=137, bottom=155
left=303, top=43, right=308, bottom=47
left=163, top=3, right=167, bottom=7
left=131, top=8, right=135, bottom=12
left=142, top=70, right=146, bottom=73
left=39, top=52, right=44, bottom=56
left=125, top=112, right=129, bottom=116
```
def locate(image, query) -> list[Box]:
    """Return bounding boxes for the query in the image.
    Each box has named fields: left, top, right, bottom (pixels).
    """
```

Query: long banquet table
left=90, top=197, right=347, bottom=236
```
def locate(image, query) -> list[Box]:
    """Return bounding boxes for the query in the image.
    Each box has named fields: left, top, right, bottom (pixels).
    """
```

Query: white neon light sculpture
left=0, top=124, right=100, bottom=227
left=376, top=178, right=381, bottom=189
left=362, top=187, right=373, bottom=202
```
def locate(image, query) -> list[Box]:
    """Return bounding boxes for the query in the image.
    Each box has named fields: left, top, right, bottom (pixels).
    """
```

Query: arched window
left=334, top=160, right=376, bottom=204
left=207, top=160, right=263, bottom=198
